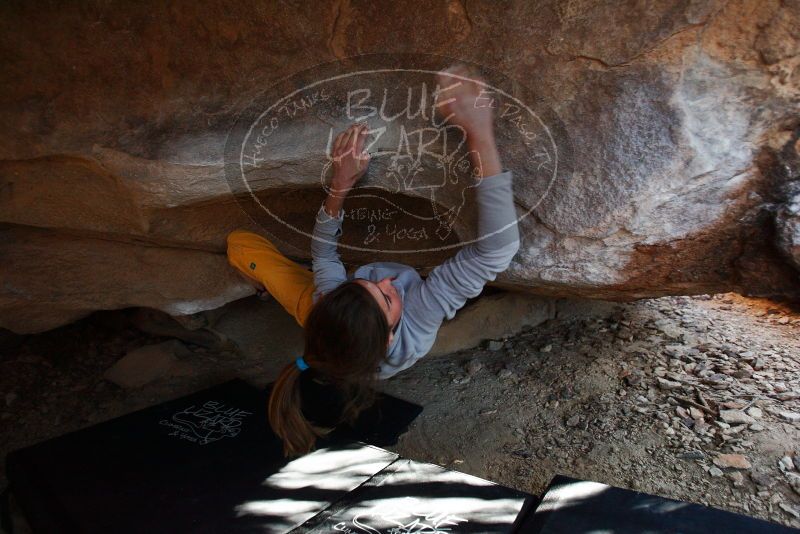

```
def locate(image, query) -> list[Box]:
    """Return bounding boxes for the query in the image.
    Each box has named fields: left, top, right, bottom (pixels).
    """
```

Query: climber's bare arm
left=436, top=65, right=501, bottom=178
left=324, top=123, right=371, bottom=217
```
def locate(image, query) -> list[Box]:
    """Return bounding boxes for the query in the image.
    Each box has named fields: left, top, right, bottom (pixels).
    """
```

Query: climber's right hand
left=435, top=64, right=494, bottom=144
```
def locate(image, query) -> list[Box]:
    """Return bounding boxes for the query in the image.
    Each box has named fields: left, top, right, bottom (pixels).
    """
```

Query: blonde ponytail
left=268, top=361, right=330, bottom=457
left=268, top=281, right=390, bottom=457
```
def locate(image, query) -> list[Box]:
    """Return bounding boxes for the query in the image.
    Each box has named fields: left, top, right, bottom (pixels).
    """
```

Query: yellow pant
left=226, top=230, right=316, bottom=327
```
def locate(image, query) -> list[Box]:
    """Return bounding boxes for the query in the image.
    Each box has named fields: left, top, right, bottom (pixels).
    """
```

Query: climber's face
left=355, top=276, right=403, bottom=342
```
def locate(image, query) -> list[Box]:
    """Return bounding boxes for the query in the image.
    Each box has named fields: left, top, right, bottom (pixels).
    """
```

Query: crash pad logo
left=159, top=400, right=252, bottom=445
left=225, top=54, right=566, bottom=259
left=332, top=497, right=468, bottom=533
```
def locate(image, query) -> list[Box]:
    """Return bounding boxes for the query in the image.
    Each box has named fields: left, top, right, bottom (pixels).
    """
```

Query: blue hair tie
left=295, top=356, right=310, bottom=372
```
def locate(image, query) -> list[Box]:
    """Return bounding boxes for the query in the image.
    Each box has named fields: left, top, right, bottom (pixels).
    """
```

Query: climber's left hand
left=330, top=122, right=371, bottom=196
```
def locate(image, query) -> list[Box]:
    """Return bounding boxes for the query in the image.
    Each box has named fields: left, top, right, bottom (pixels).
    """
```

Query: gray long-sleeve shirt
left=310, top=170, right=520, bottom=379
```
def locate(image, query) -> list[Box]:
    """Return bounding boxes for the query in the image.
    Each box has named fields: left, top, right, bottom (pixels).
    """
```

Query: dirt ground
left=1, top=292, right=799, bottom=530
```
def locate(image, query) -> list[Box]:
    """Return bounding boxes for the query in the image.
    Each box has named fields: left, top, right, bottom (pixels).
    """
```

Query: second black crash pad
left=295, top=457, right=538, bottom=533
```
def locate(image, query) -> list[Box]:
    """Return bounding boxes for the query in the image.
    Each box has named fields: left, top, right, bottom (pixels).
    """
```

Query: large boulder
left=0, top=0, right=799, bottom=333
left=775, top=139, right=800, bottom=270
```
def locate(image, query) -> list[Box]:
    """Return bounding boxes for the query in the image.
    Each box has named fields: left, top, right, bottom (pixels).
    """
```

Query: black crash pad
left=518, top=474, right=798, bottom=533
left=5, top=378, right=422, bottom=533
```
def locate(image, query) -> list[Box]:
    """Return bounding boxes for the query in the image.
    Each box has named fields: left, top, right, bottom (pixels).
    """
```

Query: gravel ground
left=1, top=292, right=799, bottom=529
left=384, top=293, right=800, bottom=529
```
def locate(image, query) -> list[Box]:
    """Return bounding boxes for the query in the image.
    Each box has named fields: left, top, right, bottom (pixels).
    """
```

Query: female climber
left=226, top=65, right=521, bottom=456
